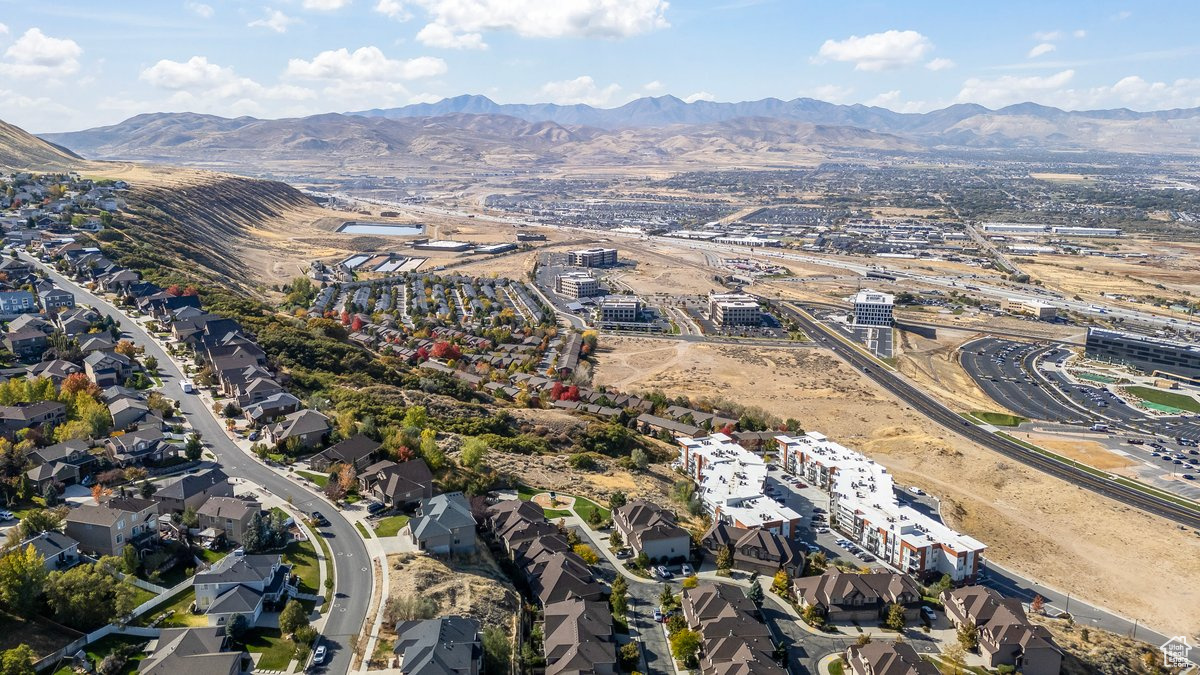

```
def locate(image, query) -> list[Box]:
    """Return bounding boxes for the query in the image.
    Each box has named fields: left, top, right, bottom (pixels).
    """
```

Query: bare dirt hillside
left=0, top=119, right=83, bottom=171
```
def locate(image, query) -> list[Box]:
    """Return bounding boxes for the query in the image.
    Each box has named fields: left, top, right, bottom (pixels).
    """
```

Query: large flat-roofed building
left=1085, top=328, right=1200, bottom=383
left=569, top=247, right=618, bottom=268
left=1001, top=298, right=1058, bottom=320
left=852, top=289, right=894, bottom=327
left=708, top=292, right=760, bottom=327
left=678, top=434, right=802, bottom=538
left=1050, top=226, right=1121, bottom=237
left=981, top=223, right=1047, bottom=235
left=596, top=296, right=641, bottom=323
left=555, top=272, right=600, bottom=298
left=776, top=432, right=985, bottom=582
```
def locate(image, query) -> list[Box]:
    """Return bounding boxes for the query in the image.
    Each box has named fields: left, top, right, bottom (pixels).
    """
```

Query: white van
left=180, top=379, right=195, bottom=394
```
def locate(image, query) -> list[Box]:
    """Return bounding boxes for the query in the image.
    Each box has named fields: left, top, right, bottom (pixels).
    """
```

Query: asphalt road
left=26, top=254, right=371, bottom=675
left=774, top=301, right=1200, bottom=530
left=960, top=338, right=1087, bottom=423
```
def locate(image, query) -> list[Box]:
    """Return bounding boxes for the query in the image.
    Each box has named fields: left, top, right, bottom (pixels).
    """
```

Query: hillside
left=0, top=119, right=83, bottom=171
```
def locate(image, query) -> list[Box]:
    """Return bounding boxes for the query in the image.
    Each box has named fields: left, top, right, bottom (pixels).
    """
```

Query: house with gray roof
left=109, top=397, right=151, bottom=430
left=793, top=569, right=922, bottom=624
left=193, top=553, right=291, bottom=627
left=242, top=392, right=301, bottom=425
left=197, top=496, right=261, bottom=546
left=406, top=492, right=476, bottom=554
left=702, top=522, right=806, bottom=577
left=65, top=497, right=159, bottom=557
left=613, top=500, right=690, bottom=563
left=16, top=531, right=80, bottom=571
left=393, top=616, right=481, bottom=675
left=139, top=626, right=245, bottom=675
left=358, top=458, right=433, bottom=508
left=153, top=468, right=232, bottom=515
left=543, top=597, right=616, bottom=675
left=265, top=409, right=329, bottom=450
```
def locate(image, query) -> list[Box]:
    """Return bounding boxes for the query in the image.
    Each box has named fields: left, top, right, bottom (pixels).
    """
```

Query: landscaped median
left=964, top=411, right=1027, bottom=427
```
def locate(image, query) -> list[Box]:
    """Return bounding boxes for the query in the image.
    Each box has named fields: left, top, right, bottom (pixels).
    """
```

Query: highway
left=25, top=254, right=371, bottom=675
left=773, top=301, right=1200, bottom=530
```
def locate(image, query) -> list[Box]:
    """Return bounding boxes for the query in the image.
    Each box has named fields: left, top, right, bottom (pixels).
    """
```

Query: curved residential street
left=23, top=253, right=371, bottom=675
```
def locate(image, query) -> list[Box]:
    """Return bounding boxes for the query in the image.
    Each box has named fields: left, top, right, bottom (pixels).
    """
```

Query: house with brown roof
left=197, top=496, right=262, bottom=546
left=679, top=582, right=785, bottom=675
left=613, top=500, right=691, bottom=563
left=845, top=641, right=938, bottom=675
left=792, top=569, right=923, bottom=624
left=543, top=597, right=616, bottom=675
left=65, top=497, right=159, bottom=557
left=265, top=409, right=329, bottom=450
left=941, top=586, right=1061, bottom=675
left=309, top=433, right=380, bottom=473
left=701, top=522, right=806, bottom=577
left=358, top=458, right=433, bottom=507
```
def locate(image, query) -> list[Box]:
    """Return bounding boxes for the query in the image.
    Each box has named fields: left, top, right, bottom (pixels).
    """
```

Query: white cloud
left=683, top=91, right=714, bottom=103
left=539, top=76, right=621, bottom=106
left=866, top=90, right=901, bottom=108
left=249, top=9, right=298, bottom=33
left=0, top=23, right=8, bottom=35
left=1073, top=29, right=1087, bottom=38
left=416, top=23, right=487, bottom=49
left=925, top=57, right=955, bottom=71
left=0, top=28, right=83, bottom=78
left=1112, top=10, right=1132, bottom=20
left=1032, top=30, right=1062, bottom=41
left=185, top=2, right=214, bottom=18
left=303, top=0, right=352, bottom=10
left=802, top=84, right=853, bottom=102
left=956, top=69, right=1075, bottom=108
left=374, top=0, right=411, bottom=20
left=139, top=56, right=320, bottom=112
left=285, top=46, right=446, bottom=81
left=1028, top=43, right=1056, bottom=58
left=816, top=29, right=933, bottom=71
left=410, top=0, right=669, bottom=39
left=1084, top=75, right=1200, bottom=110
left=643, top=80, right=663, bottom=93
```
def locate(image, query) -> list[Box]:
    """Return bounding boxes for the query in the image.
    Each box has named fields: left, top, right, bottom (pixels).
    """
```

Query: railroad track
left=774, top=302, right=1200, bottom=530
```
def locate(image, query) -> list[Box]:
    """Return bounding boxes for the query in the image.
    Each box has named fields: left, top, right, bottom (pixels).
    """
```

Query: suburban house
left=679, top=582, right=785, bottom=675
left=18, top=531, right=81, bottom=570
left=701, top=522, right=806, bottom=577
left=392, top=616, right=482, bottom=675
left=64, top=497, right=159, bottom=557
left=152, top=468, right=232, bottom=515
left=26, top=461, right=80, bottom=493
left=3, top=327, right=48, bottom=360
left=0, top=290, right=35, bottom=314
left=109, top=398, right=151, bottom=430
left=28, top=358, right=83, bottom=384
left=83, top=350, right=132, bottom=388
left=359, top=459, right=434, bottom=508
left=193, top=553, right=292, bottom=627
left=845, top=642, right=938, bottom=675
left=406, top=492, right=477, bottom=555
left=941, top=586, right=1062, bottom=675
left=106, top=428, right=168, bottom=465
left=308, top=433, right=381, bottom=473
left=793, top=569, right=923, bottom=624
left=264, top=409, right=330, bottom=450
left=139, top=626, right=247, bottom=675
left=38, top=287, right=75, bottom=311
left=243, top=392, right=301, bottom=425
left=542, top=597, right=617, bottom=675
left=26, top=439, right=94, bottom=490
left=0, top=401, right=67, bottom=436
left=612, top=500, right=691, bottom=562
left=197, top=496, right=262, bottom=546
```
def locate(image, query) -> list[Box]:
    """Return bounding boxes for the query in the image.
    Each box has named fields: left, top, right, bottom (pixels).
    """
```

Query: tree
left=482, top=626, right=510, bottom=674
left=44, top=558, right=139, bottom=630
left=184, top=433, right=203, bottom=461
left=573, top=544, right=599, bottom=565
left=608, top=490, right=627, bottom=510
left=681, top=576, right=698, bottom=590
left=659, top=585, right=675, bottom=610
left=618, top=642, right=640, bottom=672
left=279, top=599, right=309, bottom=636
left=181, top=506, right=199, bottom=529
left=242, top=511, right=266, bottom=552
left=139, top=480, right=156, bottom=499
left=459, top=437, right=488, bottom=469
left=9, top=508, right=65, bottom=543
left=611, top=575, right=627, bottom=598
left=227, top=613, right=249, bottom=643
left=885, top=603, right=906, bottom=631
left=669, top=628, right=701, bottom=668
left=0, top=545, right=48, bottom=616
left=418, top=428, right=444, bottom=469
left=801, top=603, right=824, bottom=628
left=337, top=463, right=357, bottom=494
left=716, top=545, right=733, bottom=573
left=609, top=531, right=623, bottom=549
left=41, top=482, right=58, bottom=507
left=748, top=579, right=764, bottom=606
left=114, top=340, right=138, bottom=357
left=956, top=621, right=979, bottom=651
left=121, top=544, right=139, bottom=575
left=630, top=447, right=649, bottom=471
left=143, top=356, right=157, bottom=372
left=771, top=569, right=790, bottom=597
left=0, top=645, right=35, bottom=675
left=1029, top=594, right=1045, bottom=614
left=402, top=405, right=429, bottom=430
left=942, top=644, right=967, bottom=674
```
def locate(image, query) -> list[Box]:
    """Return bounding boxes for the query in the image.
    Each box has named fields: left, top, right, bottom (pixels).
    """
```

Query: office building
left=1001, top=298, right=1058, bottom=320
left=708, top=292, right=760, bottom=327
left=852, top=289, right=894, bottom=327
left=555, top=273, right=600, bottom=299
left=568, top=248, right=618, bottom=268
left=1085, top=328, right=1200, bottom=383
left=596, top=296, right=640, bottom=323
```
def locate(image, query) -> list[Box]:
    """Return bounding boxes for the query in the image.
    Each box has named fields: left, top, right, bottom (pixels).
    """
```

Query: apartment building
left=852, top=289, right=894, bottom=327
left=708, top=292, right=760, bottom=327
left=554, top=272, right=600, bottom=298
left=568, top=248, right=618, bottom=267
left=776, top=433, right=985, bottom=581
left=678, top=434, right=802, bottom=537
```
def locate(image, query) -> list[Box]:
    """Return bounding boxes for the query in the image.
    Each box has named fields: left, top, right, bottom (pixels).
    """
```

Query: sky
left=0, top=0, right=1197, bottom=132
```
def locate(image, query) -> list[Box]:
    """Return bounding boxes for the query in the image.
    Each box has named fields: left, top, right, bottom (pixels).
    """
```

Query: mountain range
left=37, top=95, right=1200, bottom=169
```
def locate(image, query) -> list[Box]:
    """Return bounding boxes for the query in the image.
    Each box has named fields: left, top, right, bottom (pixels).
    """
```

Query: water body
left=337, top=222, right=425, bottom=236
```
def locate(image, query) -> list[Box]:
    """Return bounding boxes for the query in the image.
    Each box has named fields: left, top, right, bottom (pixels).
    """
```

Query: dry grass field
left=591, top=336, right=1200, bottom=636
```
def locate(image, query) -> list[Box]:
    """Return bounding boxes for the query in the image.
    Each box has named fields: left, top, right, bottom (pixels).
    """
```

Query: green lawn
left=571, top=496, right=611, bottom=523
left=297, top=470, right=329, bottom=487
left=1124, top=386, right=1200, bottom=413
left=543, top=509, right=572, bottom=519
left=969, top=411, right=1027, bottom=427
left=197, top=549, right=227, bottom=565
left=312, top=533, right=335, bottom=606
left=53, top=634, right=150, bottom=675
left=373, top=515, right=410, bottom=537
left=516, top=484, right=539, bottom=501
left=244, top=628, right=295, bottom=671
left=828, top=659, right=845, bottom=675
left=137, top=588, right=205, bottom=628
left=283, top=539, right=320, bottom=595
left=355, top=522, right=372, bottom=539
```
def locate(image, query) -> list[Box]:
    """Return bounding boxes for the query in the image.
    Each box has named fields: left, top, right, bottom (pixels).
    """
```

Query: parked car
left=0, top=511, right=13, bottom=521
left=653, top=609, right=664, bottom=623
left=312, top=645, right=326, bottom=665
left=365, top=501, right=386, bottom=515
left=908, top=486, right=925, bottom=495
left=615, top=548, right=632, bottom=559
left=310, top=511, right=329, bottom=526
left=681, top=564, right=693, bottom=576
left=656, top=566, right=673, bottom=579
left=921, top=606, right=937, bottom=624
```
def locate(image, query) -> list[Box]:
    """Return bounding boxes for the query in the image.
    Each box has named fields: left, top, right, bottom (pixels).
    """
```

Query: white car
left=312, top=645, right=327, bottom=665
left=908, top=486, right=925, bottom=495
left=0, top=511, right=14, bottom=521
left=681, top=564, right=694, bottom=576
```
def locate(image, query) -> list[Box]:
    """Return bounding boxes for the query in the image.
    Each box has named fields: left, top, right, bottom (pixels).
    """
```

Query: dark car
left=311, top=511, right=329, bottom=526
left=366, top=501, right=386, bottom=515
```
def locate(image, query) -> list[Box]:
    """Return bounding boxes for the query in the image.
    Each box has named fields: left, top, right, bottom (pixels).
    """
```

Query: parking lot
left=961, top=338, right=1087, bottom=423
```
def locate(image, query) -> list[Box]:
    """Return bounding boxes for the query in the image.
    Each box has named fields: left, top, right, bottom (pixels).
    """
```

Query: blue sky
left=0, top=0, right=1195, bottom=132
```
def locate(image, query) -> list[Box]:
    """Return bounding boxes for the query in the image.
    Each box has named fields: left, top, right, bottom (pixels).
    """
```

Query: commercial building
left=595, top=296, right=641, bottom=323
left=678, top=434, right=802, bottom=538
left=1085, top=327, right=1200, bottom=383
left=708, top=292, right=760, bottom=327
left=568, top=248, right=618, bottom=267
left=1001, top=298, right=1058, bottom=320
left=776, top=433, right=985, bottom=581
left=554, top=272, right=600, bottom=298
left=474, top=243, right=517, bottom=254
left=1050, top=226, right=1121, bottom=237
left=981, top=223, right=1047, bottom=235
left=414, top=240, right=473, bottom=252
left=852, top=289, right=894, bottom=327
left=713, top=235, right=782, bottom=247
